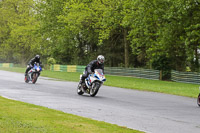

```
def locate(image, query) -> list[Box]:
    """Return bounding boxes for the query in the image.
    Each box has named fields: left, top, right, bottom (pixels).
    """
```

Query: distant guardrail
left=0, top=63, right=13, bottom=68
left=171, top=70, right=200, bottom=84
left=2, top=63, right=200, bottom=84
left=104, top=67, right=160, bottom=80
left=50, top=65, right=85, bottom=73
left=50, top=65, right=160, bottom=80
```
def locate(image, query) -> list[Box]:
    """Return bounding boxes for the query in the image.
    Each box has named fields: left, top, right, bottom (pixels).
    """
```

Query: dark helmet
left=97, top=55, right=105, bottom=64
left=35, top=55, right=40, bottom=60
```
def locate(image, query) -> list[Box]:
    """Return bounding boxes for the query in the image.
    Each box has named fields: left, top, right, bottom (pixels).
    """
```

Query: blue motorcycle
left=25, top=63, right=42, bottom=84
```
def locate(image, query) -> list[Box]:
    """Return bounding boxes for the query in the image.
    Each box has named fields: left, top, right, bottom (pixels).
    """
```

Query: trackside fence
left=2, top=63, right=200, bottom=84
left=104, top=67, right=159, bottom=80
left=171, top=70, right=200, bottom=84
left=50, top=65, right=85, bottom=73
left=49, top=65, right=200, bottom=84
left=0, top=63, right=13, bottom=68
left=50, top=65, right=160, bottom=80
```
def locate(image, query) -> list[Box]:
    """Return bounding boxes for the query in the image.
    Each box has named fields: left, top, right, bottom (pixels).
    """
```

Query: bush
left=47, top=57, right=56, bottom=65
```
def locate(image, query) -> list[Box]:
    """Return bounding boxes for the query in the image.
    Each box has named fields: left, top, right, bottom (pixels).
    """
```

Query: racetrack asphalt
left=0, top=70, right=200, bottom=133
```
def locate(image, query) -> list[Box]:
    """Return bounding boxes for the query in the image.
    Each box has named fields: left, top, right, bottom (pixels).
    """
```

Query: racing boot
left=24, top=72, right=28, bottom=76
left=79, top=79, right=83, bottom=85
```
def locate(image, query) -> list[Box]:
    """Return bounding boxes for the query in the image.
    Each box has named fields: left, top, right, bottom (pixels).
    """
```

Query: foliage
left=0, top=0, right=200, bottom=78
left=0, top=0, right=43, bottom=65
left=47, top=57, right=56, bottom=65
left=152, top=54, right=171, bottom=79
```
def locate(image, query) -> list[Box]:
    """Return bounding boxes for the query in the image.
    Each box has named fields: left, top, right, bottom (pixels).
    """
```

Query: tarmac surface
left=0, top=70, right=200, bottom=133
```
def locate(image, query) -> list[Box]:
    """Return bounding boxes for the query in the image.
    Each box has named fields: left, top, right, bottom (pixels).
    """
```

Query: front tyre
left=197, top=93, right=200, bottom=107
left=32, top=73, right=38, bottom=84
left=77, top=83, right=84, bottom=95
left=90, top=82, right=100, bottom=97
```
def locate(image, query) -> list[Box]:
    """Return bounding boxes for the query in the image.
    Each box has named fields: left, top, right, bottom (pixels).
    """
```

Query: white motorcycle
left=77, top=69, right=106, bottom=97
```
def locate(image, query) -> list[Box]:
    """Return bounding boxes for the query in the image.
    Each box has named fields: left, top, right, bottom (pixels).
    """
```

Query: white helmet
left=97, top=55, right=105, bottom=64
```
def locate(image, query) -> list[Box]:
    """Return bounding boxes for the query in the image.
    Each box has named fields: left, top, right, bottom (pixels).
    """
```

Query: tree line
left=0, top=0, right=200, bottom=78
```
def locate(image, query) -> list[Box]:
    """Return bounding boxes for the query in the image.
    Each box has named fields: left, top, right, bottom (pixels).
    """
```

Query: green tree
left=0, top=0, right=42, bottom=65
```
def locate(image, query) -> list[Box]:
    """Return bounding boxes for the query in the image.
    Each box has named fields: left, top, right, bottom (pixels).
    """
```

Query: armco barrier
left=50, top=65, right=159, bottom=80
left=105, top=67, right=159, bottom=80
left=171, top=70, right=200, bottom=84
left=77, top=66, right=85, bottom=73
left=60, top=65, right=67, bottom=72
left=0, top=63, right=13, bottom=68
left=2, top=63, right=200, bottom=83
left=67, top=65, right=76, bottom=72
left=53, top=64, right=61, bottom=71
left=50, top=65, right=85, bottom=72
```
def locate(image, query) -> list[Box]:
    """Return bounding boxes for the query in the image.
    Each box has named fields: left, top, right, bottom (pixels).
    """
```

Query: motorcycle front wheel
left=77, top=83, right=84, bottom=95
left=90, top=82, right=100, bottom=97
left=197, top=93, right=200, bottom=107
left=32, top=73, right=38, bottom=84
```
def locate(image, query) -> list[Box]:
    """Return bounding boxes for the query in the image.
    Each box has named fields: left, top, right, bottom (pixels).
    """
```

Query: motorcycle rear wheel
left=197, top=93, right=200, bottom=107
left=90, top=82, right=100, bottom=97
left=77, top=83, right=84, bottom=95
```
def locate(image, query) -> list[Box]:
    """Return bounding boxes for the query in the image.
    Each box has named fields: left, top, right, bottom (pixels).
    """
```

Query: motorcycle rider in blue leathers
left=79, top=55, right=105, bottom=84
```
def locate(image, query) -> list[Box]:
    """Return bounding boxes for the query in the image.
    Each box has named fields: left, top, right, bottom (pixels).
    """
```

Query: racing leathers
left=25, top=57, right=42, bottom=75
left=80, top=60, right=104, bottom=83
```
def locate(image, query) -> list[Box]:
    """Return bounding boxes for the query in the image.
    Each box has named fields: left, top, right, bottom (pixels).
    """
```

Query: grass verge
left=0, top=67, right=199, bottom=98
left=0, top=96, right=142, bottom=133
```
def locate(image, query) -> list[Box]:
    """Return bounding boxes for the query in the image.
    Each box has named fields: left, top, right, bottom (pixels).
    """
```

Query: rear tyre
left=197, top=93, right=200, bottom=107
left=77, top=83, right=84, bottom=95
left=25, top=75, right=29, bottom=83
left=32, top=73, right=38, bottom=84
left=90, top=82, right=100, bottom=97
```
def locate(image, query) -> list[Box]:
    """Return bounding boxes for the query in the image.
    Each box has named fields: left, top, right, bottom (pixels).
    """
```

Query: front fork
left=28, top=73, right=32, bottom=81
